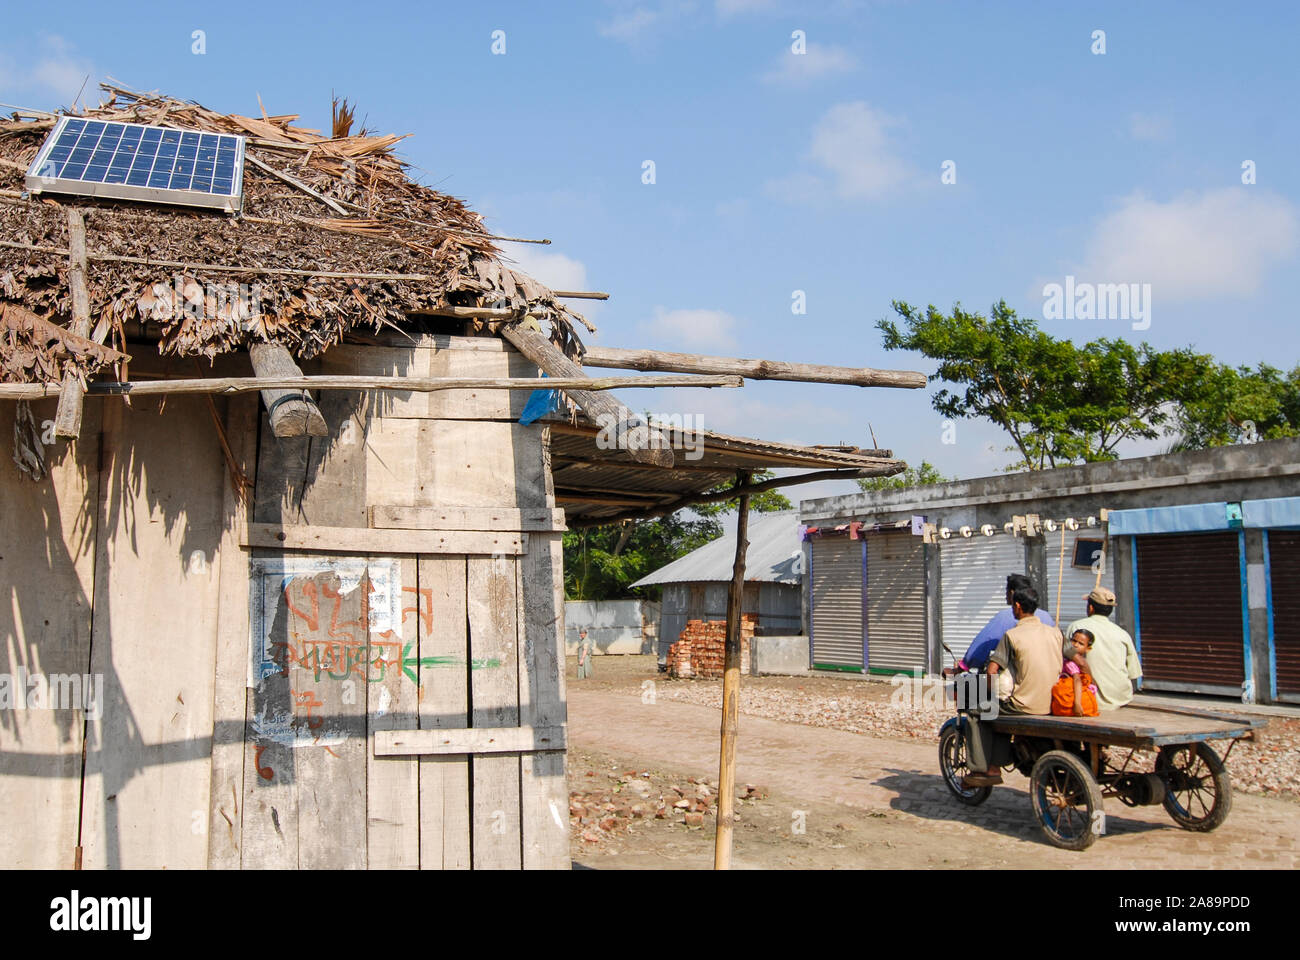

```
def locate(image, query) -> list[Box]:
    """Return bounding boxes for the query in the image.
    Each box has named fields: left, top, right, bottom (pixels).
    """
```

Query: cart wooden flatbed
left=938, top=701, right=1267, bottom=849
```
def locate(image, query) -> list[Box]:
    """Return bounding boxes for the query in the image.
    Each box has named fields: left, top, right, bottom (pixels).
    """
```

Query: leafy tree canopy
left=877, top=300, right=1218, bottom=470
left=855, top=458, right=951, bottom=492
left=1170, top=362, right=1300, bottom=449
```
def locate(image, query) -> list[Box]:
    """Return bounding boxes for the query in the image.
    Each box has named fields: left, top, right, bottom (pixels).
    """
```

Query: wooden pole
left=0, top=372, right=744, bottom=401
left=248, top=343, right=329, bottom=438
left=500, top=324, right=675, bottom=468
left=52, top=208, right=91, bottom=438
left=580, top=345, right=927, bottom=390
left=714, top=473, right=750, bottom=870
left=1055, top=524, right=1067, bottom=625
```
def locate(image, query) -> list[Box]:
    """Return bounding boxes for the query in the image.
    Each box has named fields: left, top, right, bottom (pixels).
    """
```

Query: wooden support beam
left=715, top=474, right=750, bottom=870
left=243, top=523, right=525, bottom=555
left=566, top=464, right=904, bottom=528
left=375, top=726, right=565, bottom=757
left=552, top=455, right=735, bottom=475
left=52, top=209, right=91, bottom=438
left=0, top=372, right=744, bottom=401
left=580, top=344, right=927, bottom=390
left=550, top=291, right=609, bottom=300
left=248, top=343, right=329, bottom=438
left=370, top=505, right=567, bottom=532
left=500, top=324, right=676, bottom=468
left=412, top=305, right=519, bottom=320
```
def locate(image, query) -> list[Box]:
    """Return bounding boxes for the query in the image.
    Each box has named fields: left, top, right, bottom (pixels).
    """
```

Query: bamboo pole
left=550, top=291, right=609, bottom=300
left=0, top=372, right=744, bottom=401
left=52, top=209, right=91, bottom=438
left=1055, top=524, right=1067, bottom=625
left=715, top=474, right=750, bottom=870
left=580, top=345, right=927, bottom=390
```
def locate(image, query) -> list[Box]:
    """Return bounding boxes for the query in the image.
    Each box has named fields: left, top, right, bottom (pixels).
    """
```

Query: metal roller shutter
left=866, top=532, right=927, bottom=673
left=1268, top=531, right=1300, bottom=699
left=1135, top=533, right=1245, bottom=689
left=1045, top=533, right=1117, bottom=626
left=810, top=537, right=864, bottom=670
left=939, top=534, right=1028, bottom=667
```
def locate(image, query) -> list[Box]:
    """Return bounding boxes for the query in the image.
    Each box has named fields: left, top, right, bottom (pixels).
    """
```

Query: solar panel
left=25, top=116, right=246, bottom=213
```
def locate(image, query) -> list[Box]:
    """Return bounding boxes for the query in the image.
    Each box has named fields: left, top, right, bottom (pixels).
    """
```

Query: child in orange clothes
left=1051, top=628, right=1100, bottom=717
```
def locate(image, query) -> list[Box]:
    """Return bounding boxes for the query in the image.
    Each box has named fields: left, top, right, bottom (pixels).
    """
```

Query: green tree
left=563, top=513, right=719, bottom=601
left=877, top=300, right=1212, bottom=470
left=562, top=471, right=791, bottom=601
left=855, top=459, right=951, bottom=492
left=1169, top=363, right=1300, bottom=449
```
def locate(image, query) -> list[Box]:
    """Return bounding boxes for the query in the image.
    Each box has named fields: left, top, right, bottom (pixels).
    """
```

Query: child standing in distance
left=1052, top=628, right=1100, bottom=717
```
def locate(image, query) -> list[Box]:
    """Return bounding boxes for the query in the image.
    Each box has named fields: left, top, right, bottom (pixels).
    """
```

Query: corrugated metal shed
left=630, top=510, right=802, bottom=587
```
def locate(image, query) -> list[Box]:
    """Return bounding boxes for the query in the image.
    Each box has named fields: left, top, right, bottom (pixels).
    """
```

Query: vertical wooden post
left=53, top=208, right=91, bottom=438
left=714, top=472, right=750, bottom=870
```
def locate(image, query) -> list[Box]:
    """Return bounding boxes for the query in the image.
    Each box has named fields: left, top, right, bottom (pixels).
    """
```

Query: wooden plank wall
left=233, top=337, right=568, bottom=870
left=0, top=399, right=101, bottom=868
left=0, top=336, right=568, bottom=869
left=80, top=395, right=229, bottom=868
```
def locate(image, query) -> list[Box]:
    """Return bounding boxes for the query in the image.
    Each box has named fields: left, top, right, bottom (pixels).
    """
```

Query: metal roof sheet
left=630, top=510, right=803, bottom=587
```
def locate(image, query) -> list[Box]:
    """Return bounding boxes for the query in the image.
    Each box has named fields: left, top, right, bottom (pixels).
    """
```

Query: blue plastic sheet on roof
left=1107, top=502, right=1231, bottom=536
left=518, top=372, right=561, bottom=426
left=1242, top=497, right=1300, bottom=529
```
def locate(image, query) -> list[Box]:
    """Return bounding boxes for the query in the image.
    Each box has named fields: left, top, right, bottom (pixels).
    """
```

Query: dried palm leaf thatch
left=0, top=83, right=591, bottom=386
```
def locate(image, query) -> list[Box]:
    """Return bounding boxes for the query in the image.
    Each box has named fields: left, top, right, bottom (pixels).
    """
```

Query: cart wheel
left=1030, top=750, right=1103, bottom=850
left=938, top=718, right=991, bottom=806
left=1157, top=742, right=1232, bottom=832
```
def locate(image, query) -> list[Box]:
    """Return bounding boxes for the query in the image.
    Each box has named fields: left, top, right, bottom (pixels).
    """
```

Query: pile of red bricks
left=666, top=616, right=755, bottom=679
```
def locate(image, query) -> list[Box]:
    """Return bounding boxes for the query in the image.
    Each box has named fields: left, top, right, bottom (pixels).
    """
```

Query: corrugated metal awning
left=544, top=418, right=905, bottom=525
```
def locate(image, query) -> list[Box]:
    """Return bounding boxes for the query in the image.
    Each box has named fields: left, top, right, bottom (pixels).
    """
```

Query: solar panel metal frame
left=25, top=116, right=246, bottom=214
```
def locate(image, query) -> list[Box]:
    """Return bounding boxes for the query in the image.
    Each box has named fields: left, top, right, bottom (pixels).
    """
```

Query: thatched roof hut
left=1, top=84, right=590, bottom=381
left=0, top=84, right=917, bottom=870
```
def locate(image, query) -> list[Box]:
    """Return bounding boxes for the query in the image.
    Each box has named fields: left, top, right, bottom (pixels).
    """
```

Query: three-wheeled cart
left=938, top=702, right=1267, bottom=849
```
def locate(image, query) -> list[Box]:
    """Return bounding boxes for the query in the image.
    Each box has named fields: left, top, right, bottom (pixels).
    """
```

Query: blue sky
left=3, top=1, right=1297, bottom=502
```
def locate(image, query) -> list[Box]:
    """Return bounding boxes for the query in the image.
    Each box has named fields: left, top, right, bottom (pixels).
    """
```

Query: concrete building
left=631, top=510, right=803, bottom=661
left=798, top=438, right=1300, bottom=704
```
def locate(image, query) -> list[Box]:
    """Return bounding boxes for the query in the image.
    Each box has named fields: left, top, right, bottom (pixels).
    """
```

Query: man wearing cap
left=1065, top=587, right=1142, bottom=710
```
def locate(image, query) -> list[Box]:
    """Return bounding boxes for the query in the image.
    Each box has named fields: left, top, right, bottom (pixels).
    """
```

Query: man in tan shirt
left=962, top=586, right=1064, bottom=787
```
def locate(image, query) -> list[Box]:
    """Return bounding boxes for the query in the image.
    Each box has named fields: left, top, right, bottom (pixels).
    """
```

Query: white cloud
left=1075, top=188, right=1298, bottom=301
left=504, top=247, right=589, bottom=292
left=0, top=36, right=95, bottom=109
left=716, top=0, right=780, bottom=16
left=1128, top=112, right=1172, bottom=143
left=762, top=41, right=858, bottom=86
left=766, top=101, right=915, bottom=204
left=502, top=245, right=602, bottom=324
left=645, top=307, right=738, bottom=350
left=597, top=1, right=698, bottom=44
left=599, top=7, right=662, bottom=41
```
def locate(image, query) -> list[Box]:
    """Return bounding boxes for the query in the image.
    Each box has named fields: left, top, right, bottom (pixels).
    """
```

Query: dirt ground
left=567, top=655, right=1300, bottom=869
